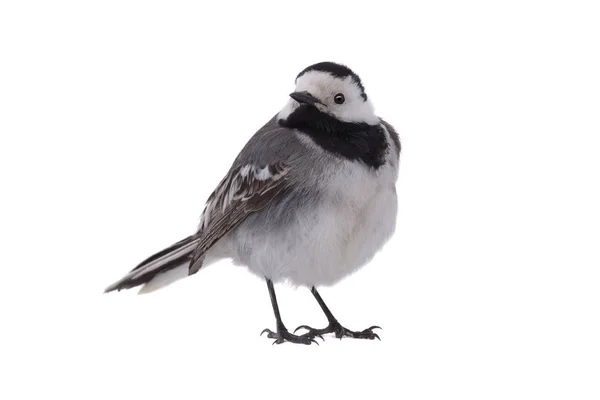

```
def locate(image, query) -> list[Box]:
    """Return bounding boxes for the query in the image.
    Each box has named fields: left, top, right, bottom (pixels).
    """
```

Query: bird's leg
left=260, top=279, right=319, bottom=345
left=294, top=287, right=381, bottom=340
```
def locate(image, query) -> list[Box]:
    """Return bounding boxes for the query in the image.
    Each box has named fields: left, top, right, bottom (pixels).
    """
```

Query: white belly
left=231, top=158, right=398, bottom=287
left=284, top=185, right=397, bottom=287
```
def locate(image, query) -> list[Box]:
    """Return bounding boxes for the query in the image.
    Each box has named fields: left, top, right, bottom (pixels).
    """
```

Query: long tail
left=104, top=235, right=201, bottom=294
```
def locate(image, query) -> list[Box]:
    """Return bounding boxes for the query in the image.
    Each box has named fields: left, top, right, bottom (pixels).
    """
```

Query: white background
left=1, top=0, right=599, bottom=399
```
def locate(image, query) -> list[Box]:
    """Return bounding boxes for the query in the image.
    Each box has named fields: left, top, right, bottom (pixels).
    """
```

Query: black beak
left=289, top=91, right=322, bottom=106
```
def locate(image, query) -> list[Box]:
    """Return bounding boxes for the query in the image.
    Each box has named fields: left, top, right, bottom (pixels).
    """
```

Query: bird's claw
left=260, top=328, right=274, bottom=337
left=336, top=325, right=381, bottom=340
left=295, top=321, right=382, bottom=341
left=260, top=327, right=318, bottom=345
left=293, top=325, right=312, bottom=334
left=293, top=325, right=324, bottom=341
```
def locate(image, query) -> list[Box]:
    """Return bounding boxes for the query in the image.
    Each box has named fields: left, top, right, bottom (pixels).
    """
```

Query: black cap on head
left=296, top=61, right=368, bottom=101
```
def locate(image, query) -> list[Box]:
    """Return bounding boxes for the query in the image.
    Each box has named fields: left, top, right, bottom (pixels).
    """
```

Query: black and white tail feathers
left=104, top=235, right=201, bottom=293
left=104, top=146, right=292, bottom=295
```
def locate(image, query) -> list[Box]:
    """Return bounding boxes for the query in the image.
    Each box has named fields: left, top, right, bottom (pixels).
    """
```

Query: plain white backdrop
left=1, top=0, right=599, bottom=399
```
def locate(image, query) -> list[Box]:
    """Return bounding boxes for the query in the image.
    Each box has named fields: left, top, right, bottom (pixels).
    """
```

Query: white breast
left=295, top=156, right=398, bottom=286
left=231, top=134, right=399, bottom=287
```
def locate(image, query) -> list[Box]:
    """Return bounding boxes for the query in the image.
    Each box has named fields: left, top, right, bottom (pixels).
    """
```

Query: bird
left=105, top=61, right=401, bottom=345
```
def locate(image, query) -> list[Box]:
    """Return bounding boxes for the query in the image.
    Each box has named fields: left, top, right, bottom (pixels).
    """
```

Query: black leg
left=267, top=279, right=285, bottom=331
left=310, top=286, right=337, bottom=323
left=260, top=279, right=319, bottom=345
left=294, top=287, right=382, bottom=340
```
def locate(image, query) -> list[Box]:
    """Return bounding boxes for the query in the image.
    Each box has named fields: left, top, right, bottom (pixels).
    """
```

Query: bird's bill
left=289, top=91, right=322, bottom=106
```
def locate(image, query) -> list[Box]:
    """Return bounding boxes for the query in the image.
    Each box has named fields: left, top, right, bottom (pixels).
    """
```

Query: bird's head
left=278, top=62, right=378, bottom=126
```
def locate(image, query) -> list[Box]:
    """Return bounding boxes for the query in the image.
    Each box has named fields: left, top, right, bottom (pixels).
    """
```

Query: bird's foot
left=295, top=321, right=381, bottom=340
left=260, top=325, right=321, bottom=345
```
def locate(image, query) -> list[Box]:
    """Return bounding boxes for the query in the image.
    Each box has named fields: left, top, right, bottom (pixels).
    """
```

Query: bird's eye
left=334, top=93, right=345, bottom=104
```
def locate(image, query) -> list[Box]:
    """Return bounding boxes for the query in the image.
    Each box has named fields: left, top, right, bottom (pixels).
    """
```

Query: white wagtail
left=105, top=62, right=401, bottom=345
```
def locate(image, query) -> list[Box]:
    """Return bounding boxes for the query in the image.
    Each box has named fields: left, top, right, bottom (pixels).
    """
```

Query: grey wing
left=189, top=118, right=304, bottom=273
left=189, top=161, right=290, bottom=273
left=103, top=119, right=303, bottom=293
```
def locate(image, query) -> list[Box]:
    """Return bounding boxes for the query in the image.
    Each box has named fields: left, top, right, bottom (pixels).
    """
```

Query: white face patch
left=277, top=71, right=378, bottom=125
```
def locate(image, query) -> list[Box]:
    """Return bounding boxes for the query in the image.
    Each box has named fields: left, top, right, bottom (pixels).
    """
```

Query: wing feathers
left=188, top=162, right=290, bottom=273
left=105, top=161, right=291, bottom=293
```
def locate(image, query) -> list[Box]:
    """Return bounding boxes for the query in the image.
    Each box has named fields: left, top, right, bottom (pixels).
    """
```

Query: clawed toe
left=260, top=327, right=319, bottom=345
left=295, top=321, right=382, bottom=341
left=260, top=328, right=277, bottom=339
left=293, top=325, right=313, bottom=334
left=340, top=325, right=382, bottom=340
left=293, top=325, right=325, bottom=341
